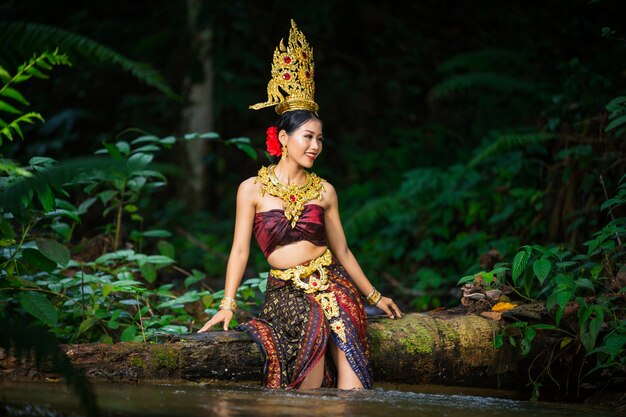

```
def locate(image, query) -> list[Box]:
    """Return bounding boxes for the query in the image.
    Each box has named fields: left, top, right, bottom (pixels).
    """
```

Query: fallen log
left=1, top=312, right=530, bottom=390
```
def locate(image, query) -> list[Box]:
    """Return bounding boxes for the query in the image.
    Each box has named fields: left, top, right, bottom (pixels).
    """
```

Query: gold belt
left=270, top=249, right=333, bottom=293
left=270, top=249, right=347, bottom=343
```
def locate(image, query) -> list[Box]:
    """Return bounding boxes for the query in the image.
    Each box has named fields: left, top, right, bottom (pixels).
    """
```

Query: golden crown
left=249, top=20, right=318, bottom=115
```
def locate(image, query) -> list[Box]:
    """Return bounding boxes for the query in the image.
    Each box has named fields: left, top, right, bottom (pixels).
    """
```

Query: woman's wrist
left=219, top=296, right=237, bottom=311
left=365, top=287, right=382, bottom=306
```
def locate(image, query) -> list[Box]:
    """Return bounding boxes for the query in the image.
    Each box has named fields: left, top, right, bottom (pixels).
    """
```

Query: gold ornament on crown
left=255, top=165, right=325, bottom=228
left=249, top=19, right=318, bottom=115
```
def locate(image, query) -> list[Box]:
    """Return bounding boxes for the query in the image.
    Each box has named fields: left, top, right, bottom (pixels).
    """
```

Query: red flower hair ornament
left=265, top=126, right=282, bottom=157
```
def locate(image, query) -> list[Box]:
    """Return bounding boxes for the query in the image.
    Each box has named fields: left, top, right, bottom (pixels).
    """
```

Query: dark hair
left=276, top=110, right=322, bottom=135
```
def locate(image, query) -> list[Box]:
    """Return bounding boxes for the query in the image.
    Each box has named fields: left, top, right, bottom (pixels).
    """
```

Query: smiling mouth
left=305, top=153, right=317, bottom=159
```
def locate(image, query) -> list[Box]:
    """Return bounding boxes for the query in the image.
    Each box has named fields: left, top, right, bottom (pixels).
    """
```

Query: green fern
left=343, top=194, right=405, bottom=236
left=437, top=48, right=526, bottom=73
left=0, top=49, right=71, bottom=144
left=605, top=96, right=626, bottom=134
left=468, top=132, right=557, bottom=168
left=0, top=21, right=176, bottom=99
left=0, top=111, right=44, bottom=143
left=431, top=72, right=539, bottom=99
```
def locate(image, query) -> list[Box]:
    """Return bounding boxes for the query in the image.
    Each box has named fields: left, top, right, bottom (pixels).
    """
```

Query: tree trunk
left=1, top=313, right=532, bottom=389
left=177, top=0, right=215, bottom=211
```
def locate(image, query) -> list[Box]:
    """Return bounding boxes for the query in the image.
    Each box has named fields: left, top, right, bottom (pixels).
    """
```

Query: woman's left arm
left=323, top=182, right=402, bottom=319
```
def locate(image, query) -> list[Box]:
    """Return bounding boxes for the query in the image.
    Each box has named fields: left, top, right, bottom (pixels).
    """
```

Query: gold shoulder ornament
left=255, top=165, right=325, bottom=228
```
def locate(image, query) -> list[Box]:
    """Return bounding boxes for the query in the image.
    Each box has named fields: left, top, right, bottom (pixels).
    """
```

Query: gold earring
left=281, top=144, right=288, bottom=160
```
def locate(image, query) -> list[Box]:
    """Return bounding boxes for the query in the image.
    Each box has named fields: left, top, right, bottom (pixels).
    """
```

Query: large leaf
left=597, top=332, right=626, bottom=360
left=156, top=291, right=200, bottom=309
left=532, top=257, right=551, bottom=285
left=36, top=238, right=70, bottom=267
left=512, top=247, right=530, bottom=283
left=184, top=269, right=205, bottom=288
left=77, top=316, right=100, bottom=335
left=17, top=291, right=58, bottom=326
left=157, top=241, right=175, bottom=259
left=121, top=325, right=138, bottom=342
left=21, top=247, right=56, bottom=273
left=580, top=305, right=604, bottom=353
left=139, top=262, right=157, bottom=283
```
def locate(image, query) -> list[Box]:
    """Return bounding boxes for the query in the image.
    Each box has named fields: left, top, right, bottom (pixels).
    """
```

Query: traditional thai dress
left=237, top=203, right=373, bottom=389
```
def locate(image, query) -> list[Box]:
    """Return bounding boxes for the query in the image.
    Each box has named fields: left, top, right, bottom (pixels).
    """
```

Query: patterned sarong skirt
left=237, top=251, right=372, bottom=389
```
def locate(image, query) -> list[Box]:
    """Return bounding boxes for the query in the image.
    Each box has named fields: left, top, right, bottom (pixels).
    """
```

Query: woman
left=198, top=20, right=402, bottom=390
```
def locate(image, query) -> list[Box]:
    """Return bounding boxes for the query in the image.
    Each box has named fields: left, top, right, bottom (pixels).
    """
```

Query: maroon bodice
left=253, top=204, right=327, bottom=258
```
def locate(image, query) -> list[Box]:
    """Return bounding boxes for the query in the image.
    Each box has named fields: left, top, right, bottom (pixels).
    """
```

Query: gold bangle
left=219, top=296, right=237, bottom=311
left=366, top=288, right=381, bottom=306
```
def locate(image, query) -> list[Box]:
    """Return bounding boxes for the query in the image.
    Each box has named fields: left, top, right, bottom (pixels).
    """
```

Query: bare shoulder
left=239, top=176, right=258, bottom=191
left=237, top=177, right=260, bottom=204
left=321, top=180, right=336, bottom=195
left=320, top=180, right=338, bottom=205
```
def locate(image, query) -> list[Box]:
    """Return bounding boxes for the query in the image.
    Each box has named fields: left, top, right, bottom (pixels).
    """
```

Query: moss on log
left=1, top=312, right=527, bottom=388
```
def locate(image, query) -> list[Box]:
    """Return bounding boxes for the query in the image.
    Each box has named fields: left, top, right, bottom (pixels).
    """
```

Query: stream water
left=0, top=380, right=622, bottom=417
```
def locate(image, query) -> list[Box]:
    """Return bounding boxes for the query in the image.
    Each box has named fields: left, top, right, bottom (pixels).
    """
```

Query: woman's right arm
left=198, top=178, right=257, bottom=332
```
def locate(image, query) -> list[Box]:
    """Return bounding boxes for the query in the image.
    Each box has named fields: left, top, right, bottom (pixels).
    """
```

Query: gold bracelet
left=219, top=296, right=237, bottom=311
left=366, top=288, right=381, bottom=306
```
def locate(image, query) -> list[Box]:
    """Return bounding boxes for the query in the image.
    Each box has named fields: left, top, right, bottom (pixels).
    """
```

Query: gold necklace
left=255, top=165, right=325, bottom=228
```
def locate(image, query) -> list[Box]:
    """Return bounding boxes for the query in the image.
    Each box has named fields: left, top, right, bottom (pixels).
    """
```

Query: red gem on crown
left=283, top=73, right=291, bottom=80
left=305, top=71, right=311, bottom=79
left=312, top=282, right=318, bottom=287
left=302, top=52, right=307, bottom=59
left=289, top=195, right=296, bottom=202
left=284, top=56, right=291, bottom=64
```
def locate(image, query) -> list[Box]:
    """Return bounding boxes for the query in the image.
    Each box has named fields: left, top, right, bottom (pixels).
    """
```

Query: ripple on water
left=0, top=381, right=622, bottom=417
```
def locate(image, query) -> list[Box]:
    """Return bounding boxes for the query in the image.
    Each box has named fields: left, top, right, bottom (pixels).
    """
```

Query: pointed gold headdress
left=249, top=20, right=318, bottom=115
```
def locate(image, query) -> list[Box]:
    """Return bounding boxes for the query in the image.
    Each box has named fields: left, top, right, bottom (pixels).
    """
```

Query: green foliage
left=1, top=130, right=258, bottom=342
left=0, top=49, right=71, bottom=144
left=0, top=50, right=257, bottom=344
left=0, top=22, right=176, bottom=98
left=467, top=132, right=557, bottom=168
left=605, top=96, right=626, bottom=136
left=431, top=72, right=540, bottom=99
left=473, top=176, right=626, bottom=386
left=1, top=3, right=624, bottom=403
left=346, top=150, right=541, bottom=309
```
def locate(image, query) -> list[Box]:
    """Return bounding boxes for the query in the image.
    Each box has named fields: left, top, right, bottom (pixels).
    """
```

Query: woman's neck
left=273, top=160, right=306, bottom=186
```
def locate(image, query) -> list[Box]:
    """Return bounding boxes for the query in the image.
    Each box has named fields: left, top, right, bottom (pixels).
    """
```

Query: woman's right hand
left=197, top=309, right=234, bottom=332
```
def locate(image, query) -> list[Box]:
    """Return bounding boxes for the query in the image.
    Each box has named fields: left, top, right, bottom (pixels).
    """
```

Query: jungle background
left=1, top=0, right=625, bottom=403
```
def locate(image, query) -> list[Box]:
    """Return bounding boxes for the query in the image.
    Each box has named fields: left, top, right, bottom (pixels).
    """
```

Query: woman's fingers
left=379, top=298, right=395, bottom=319
left=198, top=315, right=221, bottom=333
left=390, top=301, right=402, bottom=318
left=197, top=318, right=215, bottom=333
left=378, top=297, right=402, bottom=319
left=197, top=310, right=233, bottom=332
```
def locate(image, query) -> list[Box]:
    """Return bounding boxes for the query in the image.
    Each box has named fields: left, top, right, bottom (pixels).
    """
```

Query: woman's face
left=281, top=119, right=323, bottom=168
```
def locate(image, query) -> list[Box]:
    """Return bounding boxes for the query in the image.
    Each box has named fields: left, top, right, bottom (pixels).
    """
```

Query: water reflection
left=0, top=381, right=621, bottom=417
left=197, top=388, right=354, bottom=417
